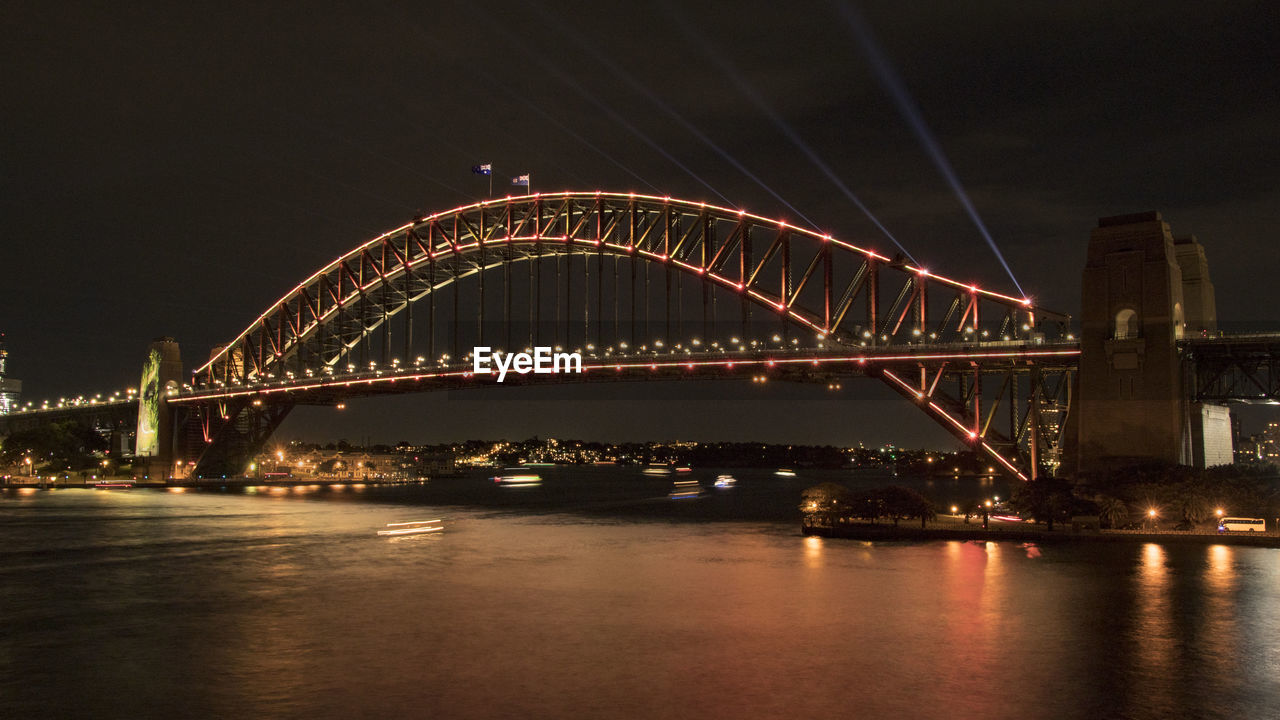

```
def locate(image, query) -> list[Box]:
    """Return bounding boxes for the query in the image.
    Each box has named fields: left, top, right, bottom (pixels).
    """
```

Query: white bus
left=1218, top=517, right=1266, bottom=533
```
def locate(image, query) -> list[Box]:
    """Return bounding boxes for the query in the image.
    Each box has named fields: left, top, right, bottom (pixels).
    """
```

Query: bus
left=1218, top=517, right=1266, bottom=533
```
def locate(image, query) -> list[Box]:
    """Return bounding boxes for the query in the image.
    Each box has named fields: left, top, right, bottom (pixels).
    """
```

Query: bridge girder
left=1182, top=335, right=1280, bottom=403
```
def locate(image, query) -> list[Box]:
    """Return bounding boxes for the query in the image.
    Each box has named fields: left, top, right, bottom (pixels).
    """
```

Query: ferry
left=668, top=479, right=702, bottom=500
left=377, top=519, right=443, bottom=536
left=642, top=465, right=672, bottom=476
left=493, top=469, right=542, bottom=486
left=713, top=474, right=736, bottom=488
left=775, top=469, right=797, bottom=478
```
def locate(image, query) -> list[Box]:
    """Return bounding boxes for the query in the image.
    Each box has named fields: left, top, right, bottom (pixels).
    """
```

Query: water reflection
left=1201, top=545, right=1240, bottom=689
left=938, top=541, right=1000, bottom=707
left=1129, top=543, right=1176, bottom=716
left=803, top=535, right=823, bottom=569
left=4, top=485, right=1280, bottom=718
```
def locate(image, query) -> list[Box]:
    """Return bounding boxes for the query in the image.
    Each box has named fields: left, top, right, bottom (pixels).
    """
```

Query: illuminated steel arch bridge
left=164, top=191, right=1077, bottom=479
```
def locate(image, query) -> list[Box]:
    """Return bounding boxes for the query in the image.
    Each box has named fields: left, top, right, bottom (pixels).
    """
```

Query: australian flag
left=512, top=174, right=530, bottom=186
left=471, top=163, right=492, bottom=175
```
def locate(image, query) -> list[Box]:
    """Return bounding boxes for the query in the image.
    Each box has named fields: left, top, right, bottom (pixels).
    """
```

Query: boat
left=775, top=468, right=797, bottom=477
left=377, top=519, right=443, bottom=536
left=713, top=474, right=736, bottom=488
left=642, top=465, right=672, bottom=476
left=668, top=479, right=702, bottom=500
left=493, top=468, right=542, bottom=486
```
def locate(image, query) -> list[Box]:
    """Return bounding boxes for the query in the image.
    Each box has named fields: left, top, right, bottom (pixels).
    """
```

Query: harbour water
left=2, top=469, right=1277, bottom=718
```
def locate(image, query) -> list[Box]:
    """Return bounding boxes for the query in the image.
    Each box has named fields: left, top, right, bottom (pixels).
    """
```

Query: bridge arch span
left=198, top=192, right=1054, bottom=385
left=182, top=192, right=1074, bottom=481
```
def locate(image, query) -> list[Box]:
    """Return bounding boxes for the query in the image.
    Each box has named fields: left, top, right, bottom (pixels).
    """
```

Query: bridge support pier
left=1071, top=212, right=1223, bottom=474
left=184, top=398, right=294, bottom=479
left=135, top=338, right=183, bottom=481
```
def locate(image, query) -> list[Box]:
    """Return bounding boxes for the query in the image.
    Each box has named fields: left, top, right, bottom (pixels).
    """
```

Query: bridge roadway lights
left=171, top=345, right=1079, bottom=481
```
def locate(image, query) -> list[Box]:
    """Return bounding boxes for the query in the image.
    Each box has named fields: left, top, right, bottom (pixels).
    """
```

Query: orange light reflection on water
left=803, top=535, right=823, bottom=569
left=1130, top=543, right=1175, bottom=714
left=1201, top=544, right=1239, bottom=678
left=935, top=540, right=1005, bottom=708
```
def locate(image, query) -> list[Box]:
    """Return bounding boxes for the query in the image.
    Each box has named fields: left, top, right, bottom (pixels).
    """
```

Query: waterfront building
left=0, top=333, right=21, bottom=415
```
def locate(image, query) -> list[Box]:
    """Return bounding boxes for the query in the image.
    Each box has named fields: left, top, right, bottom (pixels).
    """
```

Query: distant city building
left=0, top=333, right=21, bottom=415
left=1235, top=434, right=1264, bottom=464
left=1263, top=422, right=1280, bottom=462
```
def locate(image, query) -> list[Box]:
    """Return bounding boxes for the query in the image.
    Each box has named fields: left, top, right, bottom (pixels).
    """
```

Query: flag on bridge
left=512, top=174, right=530, bottom=186
left=471, top=163, right=492, bottom=175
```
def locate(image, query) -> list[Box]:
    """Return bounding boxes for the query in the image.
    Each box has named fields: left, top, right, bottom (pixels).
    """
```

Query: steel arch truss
left=196, top=192, right=1069, bottom=386
left=179, top=398, right=294, bottom=479
left=1183, top=336, right=1280, bottom=403
left=879, top=357, right=1076, bottom=480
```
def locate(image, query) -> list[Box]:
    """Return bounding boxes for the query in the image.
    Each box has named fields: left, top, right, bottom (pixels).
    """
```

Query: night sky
left=2, top=1, right=1277, bottom=447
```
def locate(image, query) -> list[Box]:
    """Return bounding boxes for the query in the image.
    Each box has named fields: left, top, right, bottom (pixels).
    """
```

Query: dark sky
left=2, top=1, right=1277, bottom=447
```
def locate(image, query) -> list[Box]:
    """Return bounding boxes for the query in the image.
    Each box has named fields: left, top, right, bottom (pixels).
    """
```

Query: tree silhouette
left=1012, top=477, right=1075, bottom=531
left=874, top=485, right=936, bottom=528
left=1097, top=496, right=1129, bottom=529
left=0, top=421, right=108, bottom=471
left=800, top=482, right=853, bottom=527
